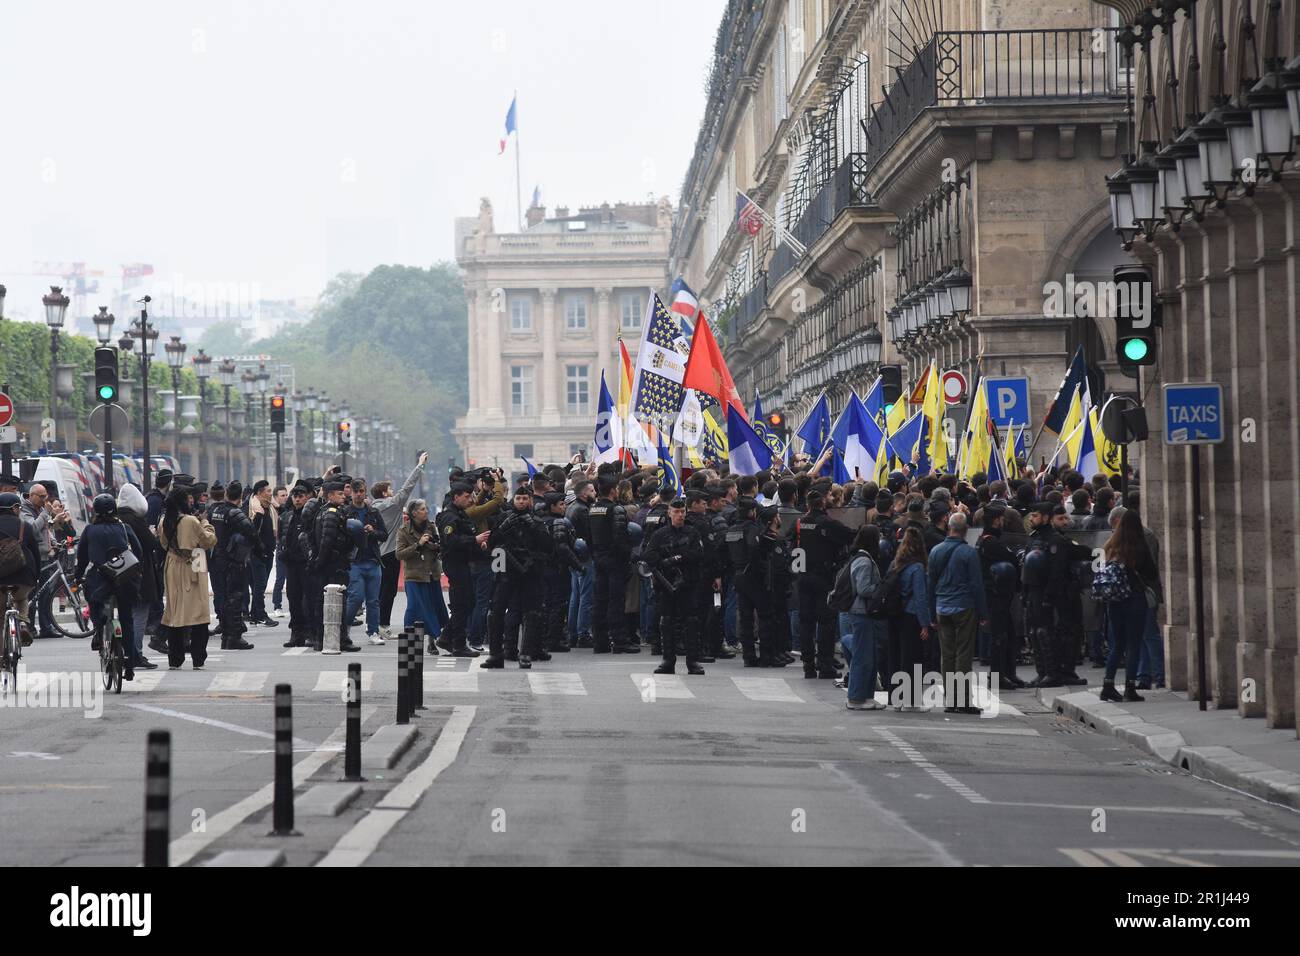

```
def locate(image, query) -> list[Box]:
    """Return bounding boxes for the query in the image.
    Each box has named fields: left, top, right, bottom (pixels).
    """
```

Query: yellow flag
left=1090, top=407, right=1122, bottom=477
left=885, top=395, right=907, bottom=469
left=1061, top=386, right=1085, bottom=468
left=1004, top=424, right=1018, bottom=480
left=922, top=361, right=947, bottom=472
left=963, top=381, right=991, bottom=480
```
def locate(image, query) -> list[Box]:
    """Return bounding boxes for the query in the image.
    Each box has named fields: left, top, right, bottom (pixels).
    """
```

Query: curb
left=1040, top=689, right=1300, bottom=812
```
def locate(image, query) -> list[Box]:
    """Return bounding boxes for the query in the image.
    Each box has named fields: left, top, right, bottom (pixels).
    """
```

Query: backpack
left=1090, top=559, right=1133, bottom=604
left=866, top=566, right=905, bottom=619
left=826, top=554, right=858, bottom=612
left=0, top=521, right=27, bottom=578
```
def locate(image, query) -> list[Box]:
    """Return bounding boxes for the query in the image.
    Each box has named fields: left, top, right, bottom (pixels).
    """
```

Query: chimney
left=555, top=206, right=569, bottom=219
left=526, top=205, right=546, bottom=228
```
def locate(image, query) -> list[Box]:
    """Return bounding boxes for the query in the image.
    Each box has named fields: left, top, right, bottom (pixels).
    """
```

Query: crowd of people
left=0, top=444, right=1165, bottom=710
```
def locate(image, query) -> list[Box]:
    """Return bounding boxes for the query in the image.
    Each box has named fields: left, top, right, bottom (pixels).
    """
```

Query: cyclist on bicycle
left=75, top=495, right=146, bottom=682
left=0, top=492, right=42, bottom=645
left=21, top=483, right=74, bottom=641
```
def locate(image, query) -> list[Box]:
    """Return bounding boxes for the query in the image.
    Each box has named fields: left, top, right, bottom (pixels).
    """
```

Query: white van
left=26, top=458, right=92, bottom=535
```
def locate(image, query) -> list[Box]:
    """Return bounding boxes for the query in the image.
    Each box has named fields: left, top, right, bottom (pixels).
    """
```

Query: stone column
left=465, top=286, right=480, bottom=415
left=485, top=288, right=503, bottom=417
left=540, top=287, right=559, bottom=418
left=595, top=288, right=614, bottom=393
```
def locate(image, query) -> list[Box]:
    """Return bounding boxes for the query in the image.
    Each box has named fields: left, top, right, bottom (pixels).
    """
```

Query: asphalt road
left=3, top=599, right=1299, bottom=867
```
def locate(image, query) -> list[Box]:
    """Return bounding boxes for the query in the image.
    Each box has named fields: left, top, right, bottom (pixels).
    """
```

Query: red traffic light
left=270, top=395, right=285, bottom=409
left=768, top=412, right=784, bottom=427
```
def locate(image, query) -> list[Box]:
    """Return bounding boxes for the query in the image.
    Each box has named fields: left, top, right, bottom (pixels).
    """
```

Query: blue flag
left=887, top=408, right=927, bottom=467
left=862, top=375, right=884, bottom=425
left=657, top=433, right=680, bottom=498
left=796, top=392, right=832, bottom=458
left=727, top=405, right=773, bottom=476
left=522, top=457, right=537, bottom=479
left=1042, top=345, right=1088, bottom=436
left=593, top=371, right=618, bottom=464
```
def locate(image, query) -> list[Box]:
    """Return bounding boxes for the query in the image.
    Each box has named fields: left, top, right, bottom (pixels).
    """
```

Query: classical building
left=670, top=0, right=1134, bottom=440
left=1088, top=0, right=1299, bottom=733
left=453, top=197, right=673, bottom=476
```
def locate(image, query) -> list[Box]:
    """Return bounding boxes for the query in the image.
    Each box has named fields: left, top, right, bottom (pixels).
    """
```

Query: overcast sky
left=0, top=0, right=725, bottom=324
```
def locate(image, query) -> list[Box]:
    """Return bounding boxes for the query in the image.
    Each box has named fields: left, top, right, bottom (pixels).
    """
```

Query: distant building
left=452, top=196, right=672, bottom=472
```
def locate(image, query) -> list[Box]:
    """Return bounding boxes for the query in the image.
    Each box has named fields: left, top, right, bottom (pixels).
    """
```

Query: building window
left=564, top=295, right=588, bottom=331
left=510, top=297, right=532, bottom=331
left=565, top=365, right=590, bottom=415
left=620, top=293, right=645, bottom=331
left=513, top=443, right=534, bottom=460
left=510, top=365, right=535, bottom=415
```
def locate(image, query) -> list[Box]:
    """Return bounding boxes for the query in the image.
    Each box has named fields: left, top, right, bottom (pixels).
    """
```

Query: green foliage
left=197, top=320, right=254, bottom=358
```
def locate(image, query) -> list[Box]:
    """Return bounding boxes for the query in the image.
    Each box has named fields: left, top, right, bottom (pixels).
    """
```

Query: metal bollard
left=412, top=620, right=426, bottom=711
left=322, top=584, right=346, bottom=655
left=270, top=684, right=299, bottom=836
left=343, top=662, right=364, bottom=782
left=396, top=630, right=410, bottom=725
left=144, top=729, right=171, bottom=867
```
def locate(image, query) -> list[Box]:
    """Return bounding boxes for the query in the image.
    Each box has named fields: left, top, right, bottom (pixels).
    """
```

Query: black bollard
left=412, top=620, right=426, bottom=711
left=343, top=662, right=364, bottom=782
left=396, top=630, right=410, bottom=725
left=144, top=729, right=171, bottom=867
left=270, top=684, right=299, bottom=836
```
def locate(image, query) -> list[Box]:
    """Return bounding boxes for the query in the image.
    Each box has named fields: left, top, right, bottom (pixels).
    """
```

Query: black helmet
left=92, top=493, right=118, bottom=517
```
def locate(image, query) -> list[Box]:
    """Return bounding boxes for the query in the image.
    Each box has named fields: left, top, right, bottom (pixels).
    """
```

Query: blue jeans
left=843, top=612, right=883, bottom=704
left=272, top=550, right=286, bottom=610
left=568, top=560, right=595, bottom=637
left=1104, top=592, right=1148, bottom=683
left=1136, top=604, right=1164, bottom=683
left=347, top=560, right=383, bottom=636
left=469, top=562, right=493, bottom=646
left=404, top=579, right=448, bottom=635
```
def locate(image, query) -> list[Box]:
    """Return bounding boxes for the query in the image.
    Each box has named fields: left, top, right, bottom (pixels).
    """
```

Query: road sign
left=0, top=426, right=15, bottom=445
left=0, top=392, right=13, bottom=427
left=983, top=376, right=1031, bottom=427
left=88, top=404, right=130, bottom=443
left=941, top=369, right=967, bottom=404
left=1163, top=382, right=1224, bottom=445
left=40, top=418, right=55, bottom=442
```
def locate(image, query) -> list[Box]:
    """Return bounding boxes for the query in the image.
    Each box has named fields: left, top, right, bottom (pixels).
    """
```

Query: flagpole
left=514, top=91, right=523, bottom=232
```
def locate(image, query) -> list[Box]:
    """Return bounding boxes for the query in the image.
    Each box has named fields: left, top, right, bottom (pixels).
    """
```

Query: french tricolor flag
left=669, top=277, right=698, bottom=336
left=499, top=94, right=517, bottom=154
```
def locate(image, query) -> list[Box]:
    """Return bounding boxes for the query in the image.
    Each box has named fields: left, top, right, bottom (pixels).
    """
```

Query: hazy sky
left=0, top=0, right=725, bottom=323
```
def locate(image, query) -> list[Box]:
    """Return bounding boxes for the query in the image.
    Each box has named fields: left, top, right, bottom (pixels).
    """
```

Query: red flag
left=682, top=313, right=746, bottom=421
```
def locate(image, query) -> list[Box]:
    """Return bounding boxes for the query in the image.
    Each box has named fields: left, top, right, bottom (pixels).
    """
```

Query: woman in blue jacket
left=887, top=526, right=932, bottom=711
left=75, top=495, right=144, bottom=682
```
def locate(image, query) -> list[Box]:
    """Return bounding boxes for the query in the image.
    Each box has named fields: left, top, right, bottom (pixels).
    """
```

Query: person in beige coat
left=157, top=486, right=218, bottom=669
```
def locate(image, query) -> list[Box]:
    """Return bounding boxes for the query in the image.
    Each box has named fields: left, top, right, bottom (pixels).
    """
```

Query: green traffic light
left=884, top=402, right=895, bottom=415
left=97, top=385, right=116, bottom=401
left=1122, top=338, right=1150, bottom=361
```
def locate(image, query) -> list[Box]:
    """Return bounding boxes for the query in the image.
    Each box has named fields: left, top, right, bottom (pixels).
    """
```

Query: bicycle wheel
left=110, top=631, right=124, bottom=694
left=50, top=579, right=92, bottom=639
left=99, top=625, right=114, bottom=690
left=0, top=613, right=18, bottom=695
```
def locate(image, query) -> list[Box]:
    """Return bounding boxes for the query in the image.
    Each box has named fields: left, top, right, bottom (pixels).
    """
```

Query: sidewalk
left=1038, top=664, right=1300, bottom=811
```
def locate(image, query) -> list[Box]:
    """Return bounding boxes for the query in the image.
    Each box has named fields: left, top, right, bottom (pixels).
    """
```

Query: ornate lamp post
left=42, top=286, right=69, bottom=450
left=92, top=306, right=116, bottom=346
left=291, top=391, right=305, bottom=477
left=256, top=363, right=270, bottom=480
left=218, top=358, right=237, bottom=480
left=191, top=348, right=212, bottom=477
left=164, top=335, right=186, bottom=462
left=239, top=369, right=257, bottom=481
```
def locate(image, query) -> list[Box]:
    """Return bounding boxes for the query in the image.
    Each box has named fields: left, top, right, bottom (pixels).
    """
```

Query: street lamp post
left=42, top=286, right=69, bottom=450
left=218, top=358, right=237, bottom=481
left=305, top=390, right=320, bottom=476
left=192, top=348, right=212, bottom=477
left=256, top=363, right=270, bottom=482
left=240, top=370, right=257, bottom=481
left=291, top=391, right=305, bottom=478
left=92, top=308, right=116, bottom=485
left=164, top=335, right=186, bottom=464
left=129, top=299, right=160, bottom=491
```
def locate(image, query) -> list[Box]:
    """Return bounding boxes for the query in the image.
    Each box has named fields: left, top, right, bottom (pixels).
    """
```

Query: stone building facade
left=453, top=197, right=673, bottom=476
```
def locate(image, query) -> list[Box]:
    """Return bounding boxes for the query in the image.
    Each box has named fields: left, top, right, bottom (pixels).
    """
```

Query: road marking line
left=526, top=672, right=586, bottom=696
left=1094, top=849, right=1145, bottom=867
left=731, top=677, right=803, bottom=703
left=124, top=702, right=316, bottom=748
left=1059, top=848, right=1108, bottom=867
left=123, top=672, right=166, bottom=692
left=313, top=671, right=375, bottom=693
left=629, top=673, right=695, bottom=699
left=425, top=672, right=479, bottom=693
left=207, top=671, right=268, bottom=692
left=318, top=705, right=475, bottom=867
left=992, top=801, right=1242, bottom=816
left=167, top=706, right=375, bottom=867
left=282, top=647, right=309, bottom=656
left=874, top=726, right=990, bottom=804
left=872, top=723, right=1039, bottom=736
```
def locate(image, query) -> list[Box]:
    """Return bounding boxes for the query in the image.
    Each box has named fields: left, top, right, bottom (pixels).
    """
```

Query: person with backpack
left=1096, top=509, right=1159, bottom=703
left=0, top=491, right=42, bottom=646
left=887, top=526, right=931, bottom=711
left=157, top=486, right=218, bottom=669
left=840, top=526, right=887, bottom=711
left=116, top=484, right=160, bottom=671
left=75, top=495, right=146, bottom=682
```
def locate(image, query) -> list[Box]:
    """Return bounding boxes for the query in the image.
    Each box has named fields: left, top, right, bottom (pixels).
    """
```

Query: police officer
left=483, top=480, right=554, bottom=669
left=976, top=502, right=1024, bottom=690
left=298, top=479, right=327, bottom=651
left=1052, top=504, right=1091, bottom=686
left=435, top=482, right=487, bottom=657
left=588, top=474, right=639, bottom=654
left=209, top=481, right=261, bottom=651
left=683, top=489, right=719, bottom=664
left=704, top=487, right=736, bottom=660
left=565, top=478, right=597, bottom=649
left=278, top=482, right=313, bottom=648
left=795, top=488, right=853, bottom=679
left=757, top=504, right=795, bottom=667
left=638, top=485, right=670, bottom=656
left=1021, top=502, right=1090, bottom=687
left=643, top=497, right=705, bottom=676
left=728, top=499, right=790, bottom=667
left=312, top=479, right=360, bottom=652
left=539, top=491, right=582, bottom=653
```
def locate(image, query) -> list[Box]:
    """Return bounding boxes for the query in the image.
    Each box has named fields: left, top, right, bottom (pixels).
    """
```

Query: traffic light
left=767, top=411, right=787, bottom=445
left=269, top=395, right=286, bottom=433
left=93, top=347, right=118, bottom=404
left=336, top=420, right=351, bottom=451
left=880, top=365, right=903, bottom=416
left=1113, top=266, right=1159, bottom=371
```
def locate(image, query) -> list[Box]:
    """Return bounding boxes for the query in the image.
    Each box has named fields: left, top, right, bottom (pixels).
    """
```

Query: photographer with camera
left=463, top=466, right=507, bottom=651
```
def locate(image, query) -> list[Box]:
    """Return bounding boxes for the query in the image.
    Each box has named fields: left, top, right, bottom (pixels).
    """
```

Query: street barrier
left=396, top=630, right=410, bottom=725
left=144, top=729, right=170, bottom=867
left=270, top=683, right=299, bottom=836
left=411, top=620, right=426, bottom=711
left=343, top=662, right=363, bottom=782
left=322, top=583, right=345, bottom=655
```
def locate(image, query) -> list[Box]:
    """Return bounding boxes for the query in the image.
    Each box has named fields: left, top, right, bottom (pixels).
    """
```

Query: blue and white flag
left=629, top=293, right=691, bottom=431
left=796, top=392, right=832, bottom=458
left=657, top=432, right=681, bottom=498
left=593, top=371, right=621, bottom=465
left=830, top=392, right=886, bottom=483
left=887, top=408, right=927, bottom=467
left=522, top=457, right=538, bottom=479
left=726, top=405, right=773, bottom=476
left=861, top=375, right=885, bottom=425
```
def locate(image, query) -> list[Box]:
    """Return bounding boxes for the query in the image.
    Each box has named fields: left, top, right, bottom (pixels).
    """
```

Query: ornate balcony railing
left=733, top=271, right=769, bottom=343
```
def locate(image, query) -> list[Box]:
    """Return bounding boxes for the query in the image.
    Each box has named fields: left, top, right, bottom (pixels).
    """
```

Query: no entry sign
left=941, top=370, right=967, bottom=405
left=0, top=392, right=13, bottom=428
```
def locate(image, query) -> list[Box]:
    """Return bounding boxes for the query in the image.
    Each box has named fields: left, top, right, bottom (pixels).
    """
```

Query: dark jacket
left=344, top=501, right=388, bottom=565
left=75, top=519, right=144, bottom=604
left=0, top=512, right=41, bottom=587
left=118, top=510, right=160, bottom=606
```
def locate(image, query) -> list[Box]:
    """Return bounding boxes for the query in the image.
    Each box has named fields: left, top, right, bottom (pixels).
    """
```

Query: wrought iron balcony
left=733, top=271, right=769, bottom=343
left=862, top=27, right=1124, bottom=173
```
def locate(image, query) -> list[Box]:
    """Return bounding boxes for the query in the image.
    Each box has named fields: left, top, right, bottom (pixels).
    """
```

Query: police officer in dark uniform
left=726, top=497, right=764, bottom=665
left=638, top=485, right=670, bottom=655
left=278, top=482, right=313, bottom=648
left=643, top=497, right=705, bottom=675
left=435, top=482, right=484, bottom=657
left=795, top=488, right=853, bottom=679
left=704, top=487, right=736, bottom=660
left=298, top=479, right=326, bottom=650
left=209, top=481, right=261, bottom=650
left=1021, top=502, right=1091, bottom=687
left=757, top=504, right=794, bottom=667
left=683, top=489, right=719, bottom=664
left=483, top=480, right=554, bottom=668
left=1052, top=505, right=1091, bottom=686
left=588, top=474, right=639, bottom=654
left=312, top=479, right=360, bottom=652
left=976, top=502, right=1024, bottom=689
left=539, top=491, right=582, bottom=653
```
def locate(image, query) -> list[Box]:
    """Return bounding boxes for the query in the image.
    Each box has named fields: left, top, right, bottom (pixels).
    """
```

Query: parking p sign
left=1163, top=382, right=1224, bottom=445
left=983, top=376, right=1030, bottom=427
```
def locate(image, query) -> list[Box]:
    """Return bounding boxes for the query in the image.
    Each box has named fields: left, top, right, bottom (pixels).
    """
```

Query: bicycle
left=1, top=585, right=23, bottom=695
left=34, top=538, right=91, bottom=640
left=96, top=592, right=124, bottom=695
